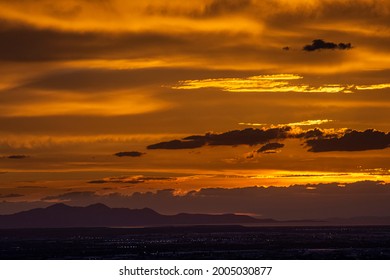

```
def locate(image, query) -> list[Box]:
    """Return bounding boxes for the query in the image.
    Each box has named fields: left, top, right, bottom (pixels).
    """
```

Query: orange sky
left=0, top=0, right=389, bottom=219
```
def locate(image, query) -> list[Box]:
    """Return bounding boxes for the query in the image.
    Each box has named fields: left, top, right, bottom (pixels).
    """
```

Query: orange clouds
left=0, top=89, right=170, bottom=117
left=172, top=74, right=389, bottom=93
left=0, top=0, right=388, bottom=209
left=239, top=119, right=333, bottom=127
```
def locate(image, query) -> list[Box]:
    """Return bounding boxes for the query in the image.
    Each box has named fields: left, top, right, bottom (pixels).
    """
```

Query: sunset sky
left=0, top=0, right=389, bottom=219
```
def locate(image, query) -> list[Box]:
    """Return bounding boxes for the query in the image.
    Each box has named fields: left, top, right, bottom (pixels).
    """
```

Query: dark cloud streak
left=114, top=151, right=145, bottom=157
left=257, top=142, right=284, bottom=153
left=5, top=155, right=28, bottom=159
left=147, top=127, right=291, bottom=149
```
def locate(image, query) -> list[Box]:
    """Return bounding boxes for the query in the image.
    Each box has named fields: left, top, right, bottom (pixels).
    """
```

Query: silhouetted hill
left=0, top=203, right=273, bottom=228
left=326, top=216, right=390, bottom=225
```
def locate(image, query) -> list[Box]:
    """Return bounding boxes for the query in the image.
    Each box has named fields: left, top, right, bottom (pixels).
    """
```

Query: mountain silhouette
left=0, top=203, right=274, bottom=228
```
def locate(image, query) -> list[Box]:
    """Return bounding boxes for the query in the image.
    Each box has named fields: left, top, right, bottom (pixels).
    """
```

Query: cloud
left=303, top=39, right=352, bottom=51
left=172, top=74, right=390, bottom=93
left=147, top=126, right=390, bottom=153
left=42, top=191, right=96, bottom=201
left=16, top=186, right=47, bottom=189
left=147, top=139, right=206, bottom=150
left=306, top=129, right=390, bottom=152
left=257, top=142, right=284, bottom=153
left=171, top=74, right=313, bottom=93
left=6, top=155, right=28, bottom=159
left=147, top=127, right=291, bottom=149
left=0, top=201, right=53, bottom=215
left=36, top=181, right=390, bottom=220
left=239, top=119, right=333, bottom=127
left=356, top=84, right=390, bottom=90
left=285, top=119, right=333, bottom=127
left=0, top=22, right=185, bottom=62
left=88, top=175, right=173, bottom=184
left=299, top=128, right=326, bottom=139
left=0, top=193, right=24, bottom=198
left=114, top=151, right=145, bottom=157
left=201, top=0, right=252, bottom=17
left=0, top=0, right=388, bottom=73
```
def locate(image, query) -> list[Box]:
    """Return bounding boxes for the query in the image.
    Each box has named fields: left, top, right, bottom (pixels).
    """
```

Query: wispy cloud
left=239, top=119, right=333, bottom=127
left=172, top=74, right=309, bottom=92
left=355, top=84, right=390, bottom=90
left=0, top=193, right=24, bottom=198
left=88, top=175, right=174, bottom=184
left=172, top=74, right=390, bottom=93
left=286, top=119, right=333, bottom=126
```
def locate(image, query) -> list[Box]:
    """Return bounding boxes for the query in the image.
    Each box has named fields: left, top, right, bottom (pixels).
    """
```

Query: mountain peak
left=47, top=203, right=71, bottom=209
left=86, top=203, right=110, bottom=210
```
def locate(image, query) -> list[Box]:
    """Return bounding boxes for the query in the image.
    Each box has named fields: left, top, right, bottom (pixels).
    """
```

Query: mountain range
left=1, top=204, right=389, bottom=228
left=0, top=203, right=275, bottom=228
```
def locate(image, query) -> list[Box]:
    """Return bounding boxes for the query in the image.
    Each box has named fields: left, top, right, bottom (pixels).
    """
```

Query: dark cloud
left=147, top=127, right=291, bottom=149
left=114, top=151, right=145, bottom=157
left=0, top=193, right=24, bottom=198
left=146, top=0, right=252, bottom=18
left=87, top=180, right=109, bottom=184
left=257, top=142, right=284, bottom=153
left=6, top=155, right=28, bottom=159
left=298, top=128, right=325, bottom=139
left=262, top=1, right=390, bottom=41
left=306, top=129, right=390, bottom=152
left=42, top=191, right=96, bottom=201
left=147, top=139, right=206, bottom=150
left=16, top=186, right=47, bottom=189
left=0, top=21, right=185, bottom=62
left=37, top=181, right=390, bottom=220
left=202, top=0, right=252, bottom=17
left=148, top=126, right=389, bottom=153
left=303, top=39, right=352, bottom=51
left=0, top=201, right=53, bottom=215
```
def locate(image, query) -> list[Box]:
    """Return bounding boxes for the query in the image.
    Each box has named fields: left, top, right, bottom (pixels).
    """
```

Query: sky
left=0, top=0, right=389, bottom=219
